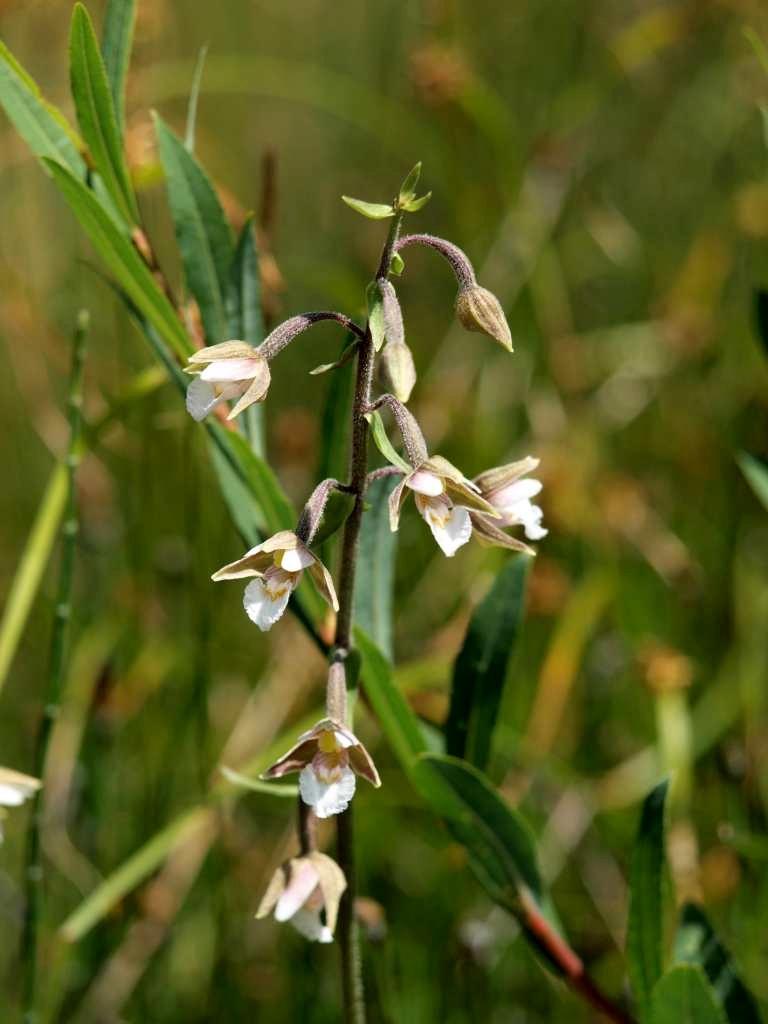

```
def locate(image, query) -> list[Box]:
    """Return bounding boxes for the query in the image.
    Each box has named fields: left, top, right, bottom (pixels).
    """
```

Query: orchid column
left=183, top=165, right=546, bottom=1023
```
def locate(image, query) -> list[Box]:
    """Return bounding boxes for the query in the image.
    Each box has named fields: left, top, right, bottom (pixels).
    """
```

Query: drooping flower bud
left=257, top=852, right=347, bottom=943
left=455, top=285, right=513, bottom=352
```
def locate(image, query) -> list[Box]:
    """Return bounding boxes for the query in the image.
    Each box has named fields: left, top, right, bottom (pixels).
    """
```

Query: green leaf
left=0, top=466, right=67, bottom=697
left=366, top=279, right=386, bottom=351
left=226, top=215, right=265, bottom=453
left=100, top=0, right=136, bottom=135
left=400, top=191, right=432, bottom=213
left=316, top=340, right=354, bottom=482
left=445, top=556, right=531, bottom=770
left=184, top=44, right=208, bottom=152
left=310, top=340, right=359, bottom=375
left=60, top=807, right=214, bottom=943
left=341, top=195, right=395, bottom=219
left=412, top=753, right=543, bottom=914
left=738, top=452, right=768, bottom=512
left=154, top=113, right=235, bottom=344
left=628, top=778, right=670, bottom=1018
left=354, top=476, right=399, bottom=658
left=754, top=289, right=768, bottom=358
left=70, top=3, right=138, bottom=224
left=0, top=41, right=84, bottom=174
left=398, top=161, right=421, bottom=204
left=216, top=428, right=295, bottom=535
left=365, top=410, right=411, bottom=473
left=44, top=159, right=191, bottom=360
left=390, top=252, right=405, bottom=276
left=219, top=766, right=298, bottom=797
left=356, top=628, right=428, bottom=771
left=650, top=965, right=726, bottom=1024
left=674, top=903, right=762, bottom=1024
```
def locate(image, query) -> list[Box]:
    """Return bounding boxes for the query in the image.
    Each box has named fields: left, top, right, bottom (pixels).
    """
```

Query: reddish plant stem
left=519, top=893, right=635, bottom=1024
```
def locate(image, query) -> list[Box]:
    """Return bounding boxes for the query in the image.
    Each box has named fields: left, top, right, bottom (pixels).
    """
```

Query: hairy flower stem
left=22, top=312, right=89, bottom=1023
left=333, top=210, right=403, bottom=1024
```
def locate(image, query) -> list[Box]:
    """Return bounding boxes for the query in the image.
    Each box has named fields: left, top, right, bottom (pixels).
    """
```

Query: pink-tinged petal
left=211, top=546, right=273, bottom=581
left=261, top=739, right=317, bottom=779
left=187, top=340, right=256, bottom=364
left=308, top=560, right=339, bottom=612
left=406, top=469, right=445, bottom=496
left=243, top=578, right=292, bottom=631
left=227, top=360, right=271, bottom=419
left=275, top=860, right=321, bottom=922
left=279, top=545, right=315, bottom=572
left=473, top=456, right=540, bottom=495
left=200, top=357, right=264, bottom=382
left=299, top=765, right=356, bottom=819
left=415, top=496, right=472, bottom=557
left=469, top=513, right=535, bottom=554
left=289, top=908, right=333, bottom=943
left=186, top=379, right=224, bottom=421
left=388, top=476, right=409, bottom=532
left=491, top=478, right=543, bottom=509
left=348, top=745, right=381, bottom=788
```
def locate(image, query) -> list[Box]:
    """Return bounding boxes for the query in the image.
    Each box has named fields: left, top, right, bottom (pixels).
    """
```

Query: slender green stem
left=22, top=312, right=89, bottom=1023
left=333, top=210, right=403, bottom=1024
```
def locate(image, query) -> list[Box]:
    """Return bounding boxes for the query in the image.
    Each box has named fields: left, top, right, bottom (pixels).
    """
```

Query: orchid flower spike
left=263, top=719, right=380, bottom=819
left=257, top=852, right=347, bottom=943
left=0, top=766, right=41, bottom=844
left=212, top=531, right=338, bottom=631
left=184, top=341, right=271, bottom=421
left=471, top=457, right=547, bottom=549
left=388, top=455, right=499, bottom=557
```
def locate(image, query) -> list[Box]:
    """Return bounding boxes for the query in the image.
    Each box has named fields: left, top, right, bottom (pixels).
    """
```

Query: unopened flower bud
left=380, top=341, right=417, bottom=402
left=455, top=285, right=513, bottom=352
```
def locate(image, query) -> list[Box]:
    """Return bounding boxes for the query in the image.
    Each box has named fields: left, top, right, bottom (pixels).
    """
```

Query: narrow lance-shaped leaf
left=342, top=196, right=395, bottom=219
left=70, top=3, right=138, bottom=224
left=627, top=778, right=670, bottom=1018
left=354, top=476, right=399, bottom=658
left=674, top=903, right=761, bottom=1024
left=413, top=752, right=542, bottom=911
left=43, top=158, right=191, bottom=360
left=650, top=965, right=726, bottom=1024
left=314, top=339, right=355, bottom=557
left=226, top=215, right=265, bottom=454
left=737, top=452, right=768, bottom=513
left=0, top=41, right=84, bottom=174
left=445, top=556, right=531, bottom=769
left=154, top=113, right=235, bottom=344
left=100, top=0, right=136, bottom=135
left=355, top=628, right=428, bottom=771
left=365, top=410, right=411, bottom=473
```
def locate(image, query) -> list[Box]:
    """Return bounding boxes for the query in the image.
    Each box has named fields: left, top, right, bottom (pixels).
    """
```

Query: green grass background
left=1, top=0, right=768, bottom=1020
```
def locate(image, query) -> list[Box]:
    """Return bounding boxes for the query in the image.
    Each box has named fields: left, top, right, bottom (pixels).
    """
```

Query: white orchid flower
left=388, top=455, right=499, bottom=557
left=262, top=718, right=380, bottom=819
left=184, top=341, right=271, bottom=422
left=256, top=852, right=347, bottom=943
left=212, top=531, right=338, bottom=632
left=472, top=456, right=547, bottom=550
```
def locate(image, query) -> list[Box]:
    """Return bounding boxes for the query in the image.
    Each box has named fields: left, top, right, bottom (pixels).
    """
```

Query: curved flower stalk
left=394, top=233, right=513, bottom=351
left=263, top=718, right=380, bottom=819
left=212, top=531, right=338, bottom=631
left=0, top=767, right=40, bottom=844
left=184, top=341, right=271, bottom=421
left=472, top=456, right=547, bottom=548
left=257, top=852, right=347, bottom=943
left=388, top=455, right=499, bottom=557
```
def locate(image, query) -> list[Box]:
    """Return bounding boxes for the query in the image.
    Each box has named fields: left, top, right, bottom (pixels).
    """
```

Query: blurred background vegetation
left=2, top=0, right=768, bottom=1020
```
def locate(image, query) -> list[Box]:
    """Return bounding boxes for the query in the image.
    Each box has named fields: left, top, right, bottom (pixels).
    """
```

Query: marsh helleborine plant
left=184, top=165, right=546, bottom=1009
